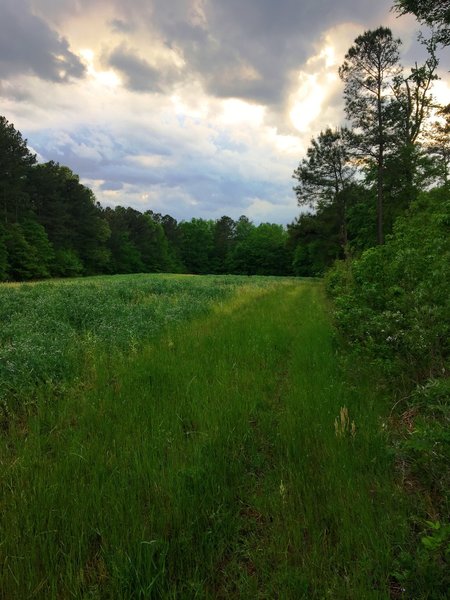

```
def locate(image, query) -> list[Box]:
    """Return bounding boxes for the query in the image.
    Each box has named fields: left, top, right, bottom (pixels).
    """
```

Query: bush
left=326, top=187, right=450, bottom=383
left=326, top=188, right=450, bottom=596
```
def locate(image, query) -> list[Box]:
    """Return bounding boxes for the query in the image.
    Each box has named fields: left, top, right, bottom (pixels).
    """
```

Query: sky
left=1, top=0, right=449, bottom=225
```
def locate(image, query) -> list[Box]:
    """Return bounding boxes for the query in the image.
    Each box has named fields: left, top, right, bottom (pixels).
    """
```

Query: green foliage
left=426, top=104, right=450, bottom=188
left=339, top=27, right=403, bottom=244
left=393, top=0, right=450, bottom=46
left=0, top=116, right=35, bottom=223
left=27, top=161, right=112, bottom=275
left=28, top=161, right=73, bottom=248
left=381, top=144, right=430, bottom=230
left=178, top=218, right=215, bottom=274
left=20, top=218, right=54, bottom=278
left=5, top=223, right=37, bottom=280
left=288, top=184, right=375, bottom=276
left=142, top=213, right=173, bottom=272
left=327, top=188, right=450, bottom=596
left=0, top=274, right=266, bottom=406
left=0, top=222, right=9, bottom=280
left=394, top=519, right=450, bottom=597
left=291, top=25, right=442, bottom=266
left=225, top=215, right=255, bottom=273
left=326, top=187, right=449, bottom=381
left=345, top=185, right=377, bottom=250
left=212, top=215, right=236, bottom=273
left=293, top=127, right=354, bottom=249
left=105, top=209, right=145, bottom=274
left=290, top=208, right=341, bottom=276
left=53, top=248, right=84, bottom=277
left=400, top=378, right=450, bottom=515
left=154, top=213, right=185, bottom=272
left=293, top=128, right=354, bottom=204
left=231, top=223, right=290, bottom=275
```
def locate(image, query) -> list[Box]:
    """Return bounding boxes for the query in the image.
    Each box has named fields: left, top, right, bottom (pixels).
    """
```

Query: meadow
left=0, top=274, right=270, bottom=414
left=1, top=275, right=410, bottom=598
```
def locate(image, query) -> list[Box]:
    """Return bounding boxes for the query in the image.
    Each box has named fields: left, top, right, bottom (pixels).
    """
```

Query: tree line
left=0, top=117, right=294, bottom=281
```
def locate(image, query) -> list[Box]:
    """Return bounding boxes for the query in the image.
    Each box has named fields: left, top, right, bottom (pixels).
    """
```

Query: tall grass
left=1, top=277, right=404, bottom=598
left=0, top=274, right=273, bottom=412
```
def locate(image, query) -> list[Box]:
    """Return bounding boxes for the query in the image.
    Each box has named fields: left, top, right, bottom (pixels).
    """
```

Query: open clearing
left=1, top=275, right=402, bottom=598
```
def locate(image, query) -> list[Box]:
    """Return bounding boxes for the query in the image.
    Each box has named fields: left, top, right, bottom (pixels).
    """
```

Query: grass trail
left=1, top=280, right=402, bottom=598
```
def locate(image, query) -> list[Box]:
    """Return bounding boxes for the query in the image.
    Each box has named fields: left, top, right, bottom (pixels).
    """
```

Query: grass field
left=1, top=275, right=405, bottom=598
left=0, top=274, right=273, bottom=412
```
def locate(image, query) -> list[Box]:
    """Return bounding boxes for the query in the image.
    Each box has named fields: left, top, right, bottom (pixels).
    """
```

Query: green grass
left=0, top=274, right=272, bottom=413
left=1, top=276, right=406, bottom=598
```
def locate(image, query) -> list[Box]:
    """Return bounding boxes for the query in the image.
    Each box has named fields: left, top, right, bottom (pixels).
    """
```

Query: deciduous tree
left=178, top=218, right=214, bottom=274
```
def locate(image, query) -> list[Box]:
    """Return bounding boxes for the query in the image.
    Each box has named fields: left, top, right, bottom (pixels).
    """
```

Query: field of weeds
left=0, top=274, right=278, bottom=414
left=1, top=275, right=410, bottom=598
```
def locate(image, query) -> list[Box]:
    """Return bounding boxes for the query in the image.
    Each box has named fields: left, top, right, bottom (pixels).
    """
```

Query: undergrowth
left=326, top=188, right=450, bottom=598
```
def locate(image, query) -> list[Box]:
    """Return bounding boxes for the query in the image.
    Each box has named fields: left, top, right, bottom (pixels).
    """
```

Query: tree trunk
left=377, top=148, right=384, bottom=245
left=377, top=72, right=384, bottom=246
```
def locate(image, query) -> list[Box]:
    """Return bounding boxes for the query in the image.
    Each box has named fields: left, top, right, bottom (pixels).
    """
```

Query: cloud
left=109, top=19, right=136, bottom=34
left=100, top=180, right=124, bottom=191
left=107, top=45, right=165, bottom=92
left=2, top=0, right=449, bottom=227
left=0, top=81, right=32, bottom=102
left=24, top=99, right=297, bottom=222
left=0, top=0, right=85, bottom=83
left=142, top=0, right=395, bottom=106
left=30, top=0, right=394, bottom=105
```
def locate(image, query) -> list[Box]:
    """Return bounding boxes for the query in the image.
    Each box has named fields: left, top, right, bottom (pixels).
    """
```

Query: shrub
left=326, top=187, right=450, bottom=383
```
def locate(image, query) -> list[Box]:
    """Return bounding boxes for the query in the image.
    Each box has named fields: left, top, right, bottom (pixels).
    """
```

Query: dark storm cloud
left=143, top=0, right=393, bottom=105
left=26, top=0, right=393, bottom=102
left=0, top=0, right=85, bottom=83
left=108, top=45, right=165, bottom=92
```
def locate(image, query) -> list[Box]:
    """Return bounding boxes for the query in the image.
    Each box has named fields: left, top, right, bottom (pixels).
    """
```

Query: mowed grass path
left=1, top=280, right=402, bottom=599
